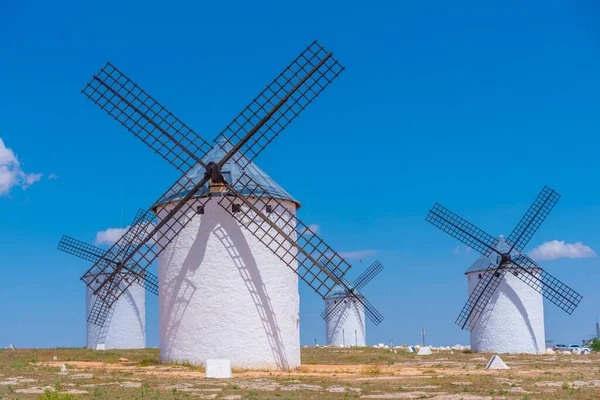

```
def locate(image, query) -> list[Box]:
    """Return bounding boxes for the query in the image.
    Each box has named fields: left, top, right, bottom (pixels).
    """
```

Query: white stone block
left=485, top=355, right=509, bottom=370
left=95, top=344, right=106, bottom=351
left=205, top=359, right=232, bottom=379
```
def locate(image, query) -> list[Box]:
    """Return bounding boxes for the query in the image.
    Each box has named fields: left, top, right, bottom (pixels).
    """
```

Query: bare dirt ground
left=1, top=347, right=599, bottom=399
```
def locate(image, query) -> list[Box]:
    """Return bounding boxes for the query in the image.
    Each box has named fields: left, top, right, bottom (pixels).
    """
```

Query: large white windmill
left=77, top=41, right=384, bottom=370
left=427, top=186, right=582, bottom=354
left=322, top=261, right=384, bottom=347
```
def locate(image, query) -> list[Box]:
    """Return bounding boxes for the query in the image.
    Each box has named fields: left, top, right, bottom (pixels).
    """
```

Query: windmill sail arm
left=82, top=62, right=212, bottom=174
left=217, top=173, right=352, bottom=299
left=80, top=171, right=212, bottom=313
left=214, top=41, right=344, bottom=170
left=456, top=264, right=506, bottom=331
left=510, top=255, right=582, bottom=314
left=506, top=186, right=561, bottom=253
left=426, top=203, right=500, bottom=256
left=353, top=261, right=384, bottom=292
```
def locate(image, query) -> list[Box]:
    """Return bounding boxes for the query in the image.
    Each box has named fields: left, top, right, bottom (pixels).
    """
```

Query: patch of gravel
left=508, top=386, right=528, bottom=393
left=450, top=382, right=472, bottom=386
left=405, top=386, right=441, bottom=389
left=235, top=379, right=279, bottom=391
left=361, top=393, right=432, bottom=399
left=430, top=395, right=492, bottom=400
left=327, top=385, right=362, bottom=393
left=69, top=373, right=93, bottom=379
left=15, top=386, right=55, bottom=394
left=280, top=383, right=322, bottom=391
left=120, top=381, right=143, bottom=388
left=0, top=377, right=37, bottom=385
left=223, top=396, right=242, bottom=400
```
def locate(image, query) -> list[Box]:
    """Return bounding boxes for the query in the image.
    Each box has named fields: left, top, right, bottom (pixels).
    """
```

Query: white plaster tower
left=86, top=275, right=146, bottom=350
left=323, top=261, right=383, bottom=347
left=157, top=144, right=302, bottom=370
left=325, top=290, right=366, bottom=346
left=466, top=236, right=545, bottom=354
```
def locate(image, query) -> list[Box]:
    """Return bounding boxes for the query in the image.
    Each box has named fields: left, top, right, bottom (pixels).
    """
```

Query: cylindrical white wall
left=467, top=269, right=545, bottom=354
left=86, top=276, right=146, bottom=350
left=325, top=297, right=366, bottom=346
left=157, top=197, right=301, bottom=370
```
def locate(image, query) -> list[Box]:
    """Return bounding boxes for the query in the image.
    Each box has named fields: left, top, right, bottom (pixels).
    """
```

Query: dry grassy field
left=1, top=347, right=599, bottom=399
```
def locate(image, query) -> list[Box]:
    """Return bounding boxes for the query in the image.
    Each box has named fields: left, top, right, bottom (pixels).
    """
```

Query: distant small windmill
left=426, top=186, right=582, bottom=354
left=322, top=260, right=384, bottom=346
left=76, top=41, right=382, bottom=368
left=57, top=209, right=157, bottom=349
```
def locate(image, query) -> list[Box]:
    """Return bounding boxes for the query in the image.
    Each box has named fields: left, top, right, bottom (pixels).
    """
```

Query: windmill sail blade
left=510, top=254, right=582, bottom=314
left=456, top=264, right=506, bottom=331
left=426, top=203, right=499, bottom=256
left=58, top=235, right=159, bottom=296
left=215, top=41, right=344, bottom=169
left=353, top=261, right=384, bottom=292
left=217, top=173, right=351, bottom=299
left=80, top=172, right=213, bottom=311
left=58, top=235, right=111, bottom=264
left=82, top=62, right=212, bottom=173
left=506, top=186, right=561, bottom=253
left=358, top=295, right=384, bottom=325
left=321, top=295, right=348, bottom=321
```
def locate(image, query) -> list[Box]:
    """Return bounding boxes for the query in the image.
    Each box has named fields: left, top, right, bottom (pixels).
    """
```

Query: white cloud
left=94, top=220, right=157, bottom=246
left=0, top=137, right=44, bottom=196
left=300, top=224, right=321, bottom=236
left=453, top=245, right=472, bottom=256
left=339, top=249, right=378, bottom=260
left=95, top=226, right=130, bottom=246
left=529, top=240, right=596, bottom=261
left=47, top=173, right=59, bottom=180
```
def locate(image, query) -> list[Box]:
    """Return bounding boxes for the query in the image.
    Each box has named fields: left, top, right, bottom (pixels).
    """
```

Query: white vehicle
left=568, top=344, right=592, bottom=354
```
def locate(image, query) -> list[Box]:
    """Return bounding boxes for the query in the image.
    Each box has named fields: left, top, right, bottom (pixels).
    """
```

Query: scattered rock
left=120, top=382, right=142, bottom=388
left=118, top=358, right=129, bottom=363
left=361, top=392, right=432, bottom=399
left=70, top=374, right=93, bottom=379
left=327, top=385, right=362, bottom=393
left=281, top=383, right=321, bottom=391
left=52, top=356, right=58, bottom=361
left=15, top=386, right=54, bottom=394
left=60, top=364, right=67, bottom=373
left=206, top=359, right=232, bottom=379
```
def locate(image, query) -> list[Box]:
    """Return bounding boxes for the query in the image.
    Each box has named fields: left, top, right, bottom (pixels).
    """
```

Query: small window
left=494, top=272, right=501, bottom=278
left=478, top=273, right=482, bottom=279
left=265, top=205, right=273, bottom=214
left=232, top=204, right=241, bottom=213
left=197, top=206, right=205, bottom=215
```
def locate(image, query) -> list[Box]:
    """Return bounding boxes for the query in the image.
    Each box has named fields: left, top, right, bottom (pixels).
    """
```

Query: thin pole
left=422, top=328, right=425, bottom=346
left=343, top=329, right=345, bottom=346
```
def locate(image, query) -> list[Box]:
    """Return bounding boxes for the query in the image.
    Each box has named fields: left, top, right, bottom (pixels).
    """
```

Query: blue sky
left=0, top=0, right=599, bottom=348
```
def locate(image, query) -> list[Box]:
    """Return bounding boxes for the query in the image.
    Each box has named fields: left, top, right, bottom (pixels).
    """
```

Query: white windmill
left=322, top=261, right=384, bottom=347
left=77, top=41, right=384, bottom=370
left=427, top=186, right=582, bottom=354
left=58, top=210, right=156, bottom=349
